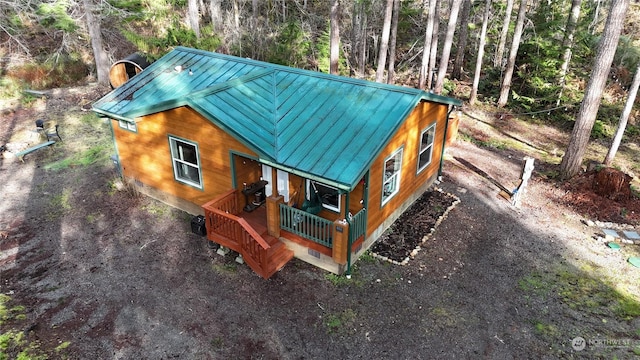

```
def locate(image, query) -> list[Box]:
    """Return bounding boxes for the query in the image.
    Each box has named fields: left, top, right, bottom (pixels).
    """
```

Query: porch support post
left=266, top=195, right=284, bottom=237
left=271, top=167, right=279, bottom=197
left=332, top=219, right=349, bottom=266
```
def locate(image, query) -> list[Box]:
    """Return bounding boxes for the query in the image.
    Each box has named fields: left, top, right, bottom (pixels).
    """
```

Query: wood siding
left=365, top=101, right=448, bottom=237
left=113, top=106, right=257, bottom=208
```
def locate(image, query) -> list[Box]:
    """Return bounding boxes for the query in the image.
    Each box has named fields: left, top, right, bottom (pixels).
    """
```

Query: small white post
left=511, top=157, right=535, bottom=207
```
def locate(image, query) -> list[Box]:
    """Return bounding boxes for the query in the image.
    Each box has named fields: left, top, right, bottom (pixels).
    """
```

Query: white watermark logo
left=572, top=336, right=636, bottom=351
left=571, top=337, right=586, bottom=351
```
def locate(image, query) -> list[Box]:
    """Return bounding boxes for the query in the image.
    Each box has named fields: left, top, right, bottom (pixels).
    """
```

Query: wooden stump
left=592, top=167, right=632, bottom=201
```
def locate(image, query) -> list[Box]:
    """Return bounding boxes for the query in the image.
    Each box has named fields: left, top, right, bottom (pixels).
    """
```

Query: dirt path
left=2, top=89, right=640, bottom=359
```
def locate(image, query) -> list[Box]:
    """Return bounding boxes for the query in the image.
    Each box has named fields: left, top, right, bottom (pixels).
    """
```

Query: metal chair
left=35, top=119, right=62, bottom=141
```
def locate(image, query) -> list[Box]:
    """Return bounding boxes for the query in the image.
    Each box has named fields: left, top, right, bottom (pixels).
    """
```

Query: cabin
left=92, top=46, right=462, bottom=279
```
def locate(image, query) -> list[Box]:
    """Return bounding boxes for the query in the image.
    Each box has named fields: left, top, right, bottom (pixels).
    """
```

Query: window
left=169, top=136, right=202, bottom=189
left=307, top=180, right=341, bottom=213
left=417, top=124, right=436, bottom=173
left=118, top=120, right=137, bottom=132
left=382, top=147, right=403, bottom=205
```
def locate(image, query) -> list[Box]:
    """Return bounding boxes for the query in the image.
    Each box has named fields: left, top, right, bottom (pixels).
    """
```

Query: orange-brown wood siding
left=113, top=106, right=257, bottom=207
left=365, top=101, right=447, bottom=237
left=288, top=174, right=305, bottom=207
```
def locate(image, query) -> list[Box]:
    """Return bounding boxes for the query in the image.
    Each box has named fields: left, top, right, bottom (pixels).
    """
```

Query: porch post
left=332, top=219, right=349, bottom=266
left=266, top=195, right=284, bottom=237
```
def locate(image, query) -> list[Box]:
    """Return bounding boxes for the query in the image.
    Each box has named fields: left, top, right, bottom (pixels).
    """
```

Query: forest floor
left=2, top=84, right=640, bottom=359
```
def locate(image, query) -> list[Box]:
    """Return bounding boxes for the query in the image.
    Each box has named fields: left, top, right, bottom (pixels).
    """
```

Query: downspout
left=344, top=191, right=352, bottom=277
left=438, top=105, right=458, bottom=180
left=105, top=117, right=123, bottom=177
left=346, top=171, right=368, bottom=277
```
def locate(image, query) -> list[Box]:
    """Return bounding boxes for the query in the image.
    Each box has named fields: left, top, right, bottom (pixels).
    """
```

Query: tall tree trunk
left=210, top=0, right=222, bottom=33
left=83, top=0, right=109, bottom=85
left=351, top=1, right=369, bottom=78
left=604, top=63, right=640, bottom=165
left=557, top=0, right=582, bottom=106
left=452, top=0, right=471, bottom=80
left=427, top=0, right=440, bottom=91
left=375, top=0, right=394, bottom=83
left=419, top=0, right=437, bottom=89
left=330, top=0, right=340, bottom=75
left=560, top=0, right=630, bottom=179
left=494, top=0, right=514, bottom=68
left=589, top=0, right=602, bottom=34
left=386, top=0, right=400, bottom=84
left=282, top=0, right=286, bottom=22
left=188, top=0, right=201, bottom=38
left=434, top=0, right=463, bottom=94
left=233, top=0, right=240, bottom=30
left=497, top=0, right=528, bottom=107
left=470, top=0, right=492, bottom=105
left=252, top=0, right=258, bottom=28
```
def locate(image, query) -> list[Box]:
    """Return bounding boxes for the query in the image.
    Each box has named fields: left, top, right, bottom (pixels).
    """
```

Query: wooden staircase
left=202, top=190, right=294, bottom=279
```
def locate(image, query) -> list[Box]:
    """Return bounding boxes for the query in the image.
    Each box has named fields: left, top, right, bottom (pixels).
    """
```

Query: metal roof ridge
left=111, top=69, right=275, bottom=121
left=173, top=46, right=432, bottom=96
left=269, top=71, right=280, bottom=161
left=187, top=68, right=274, bottom=99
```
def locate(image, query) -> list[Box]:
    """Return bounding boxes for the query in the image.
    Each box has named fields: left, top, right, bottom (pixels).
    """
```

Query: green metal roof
left=93, top=47, right=462, bottom=191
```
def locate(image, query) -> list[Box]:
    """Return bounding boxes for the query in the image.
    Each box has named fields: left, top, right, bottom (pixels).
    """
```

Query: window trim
left=118, top=119, right=137, bottom=133
left=417, top=123, right=436, bottom=174
left=381, top=146, right=403, bottom=206
left=168, top=135, right=203, bottom=190
left=306, top=179, right=341, bottom=213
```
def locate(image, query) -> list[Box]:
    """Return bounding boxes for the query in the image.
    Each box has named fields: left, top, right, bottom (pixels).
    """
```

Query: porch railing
left=348, top=208, right=367, bottom=243
left=279, top=204, right=333, bottom=248
left=202, top=189, right=272, bottom=276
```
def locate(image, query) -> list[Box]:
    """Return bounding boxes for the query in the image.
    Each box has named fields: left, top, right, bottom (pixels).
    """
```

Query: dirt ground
left=2, top=85, right=640, bottom=359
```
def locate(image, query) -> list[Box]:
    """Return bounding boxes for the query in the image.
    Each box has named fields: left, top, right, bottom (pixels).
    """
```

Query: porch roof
left=93, top=47, right=461, bottom=191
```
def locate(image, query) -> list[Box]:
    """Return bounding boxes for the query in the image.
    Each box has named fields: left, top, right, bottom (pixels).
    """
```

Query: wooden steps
left=259, top=235, right=294, bottom=279
left=205, top=214, right=293, bottom=279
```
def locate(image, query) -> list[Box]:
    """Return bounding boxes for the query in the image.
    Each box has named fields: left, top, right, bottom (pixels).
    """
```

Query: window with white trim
left=382, top=147, right=403, bottom=205
left=118, top=120, right=137, bottom=132
left=169, top=136, right=202, bottom=189
left=417, top=123, right=436, bottom=173
left=307, top=180, right=341, bottom=213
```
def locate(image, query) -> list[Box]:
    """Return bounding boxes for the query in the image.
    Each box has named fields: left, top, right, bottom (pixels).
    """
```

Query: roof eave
left=259, top=158, right=352, bottom=192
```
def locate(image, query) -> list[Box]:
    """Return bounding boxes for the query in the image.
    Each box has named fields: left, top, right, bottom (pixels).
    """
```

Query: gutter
left=438, top=105, right=458, bottom=180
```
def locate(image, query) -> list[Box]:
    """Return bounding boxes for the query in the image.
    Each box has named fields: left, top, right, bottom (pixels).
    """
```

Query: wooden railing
left=348, top=208, right=367, bottom=244
left=202, top=189, right=272, bottom=276
left=279, top=204, right=333, bottom=248
left=202, top=188, right=239, bottom=214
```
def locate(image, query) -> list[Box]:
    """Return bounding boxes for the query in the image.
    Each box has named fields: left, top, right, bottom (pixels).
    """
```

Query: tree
left=603, top=63, right=640, bottom=165
left=427, top=0, right=440, bottom=91
left=452, top=0, right=471, bottom=80
left=83, top=0, right=109, bottom=85
left=434, top=0, right=463, bottom=94
left=470, top=0, right=492, bottom=105
left=375, top=0, right=394, bottom=83
left=494, top=0, right=514, bottom=68
left=497, top=0, right=528, bottom=107
left=556, top=0, right=583, bottom=106
left=330, top=0, right=340, bottom=75
left=351, top=0, right=369, bottom=78
left=559, top=0, right=630, bottom=179
left=210, top=0, right=222, bottom=34
left=187, top=0, right=200, bottom=38
left=419, top=0, right=437, bottom=89
left=386, top=0, right=400, bottom=84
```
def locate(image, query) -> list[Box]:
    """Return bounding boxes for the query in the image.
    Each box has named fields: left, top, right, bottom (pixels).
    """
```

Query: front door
left=261, top=165, right=290, bottom=202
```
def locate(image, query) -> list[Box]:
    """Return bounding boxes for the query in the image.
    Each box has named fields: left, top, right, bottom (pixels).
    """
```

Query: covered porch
left=202, top=187, right=367, bottom=279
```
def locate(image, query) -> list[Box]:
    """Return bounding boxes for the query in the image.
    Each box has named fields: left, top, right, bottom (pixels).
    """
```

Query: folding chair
left=35, top=119, right=62, bottom=141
